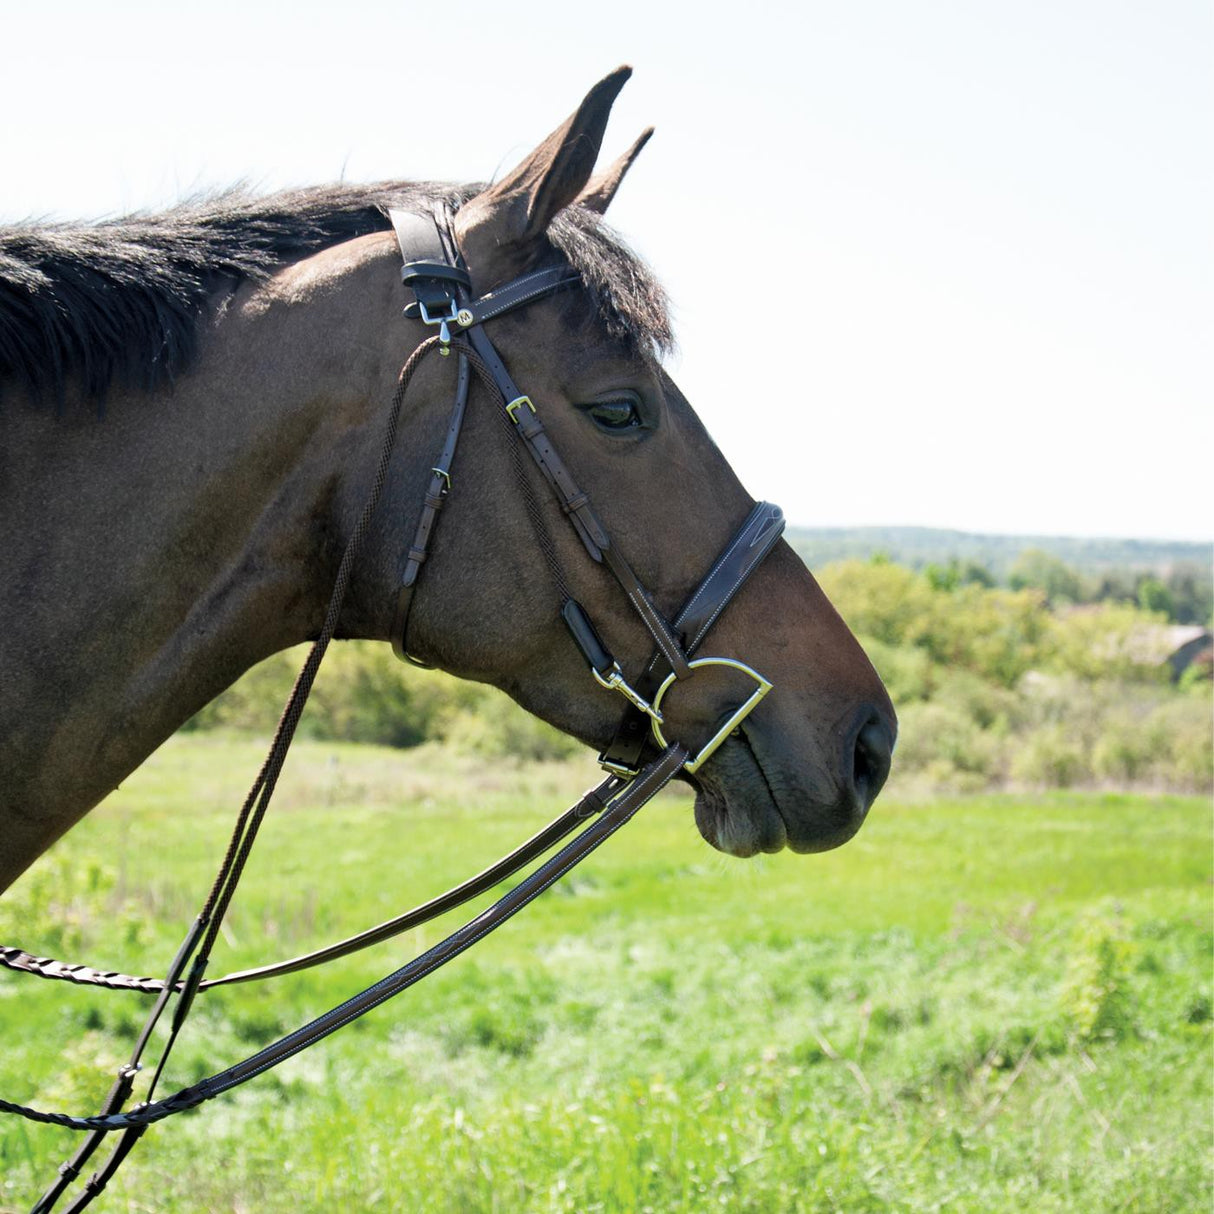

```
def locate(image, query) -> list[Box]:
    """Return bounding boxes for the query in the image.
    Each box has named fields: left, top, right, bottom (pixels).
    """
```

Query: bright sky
left=3, top=1, right=1209, bottom=541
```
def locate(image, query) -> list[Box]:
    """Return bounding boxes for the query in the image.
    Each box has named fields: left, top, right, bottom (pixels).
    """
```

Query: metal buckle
left=417, top=298, right=460, bottom=355
left=505, top=395, right=536, bottom=423
left=597, top=756, right=641, bottom=780
left=592, top=662, right=663, bottom=725
left=649, top=658, right=773, bottom=775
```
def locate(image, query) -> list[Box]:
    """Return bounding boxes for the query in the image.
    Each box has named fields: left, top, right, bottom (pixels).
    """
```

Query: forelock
left=545, top=207, right=674, bottom=357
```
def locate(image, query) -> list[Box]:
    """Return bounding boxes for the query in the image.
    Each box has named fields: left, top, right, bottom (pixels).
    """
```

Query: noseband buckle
left=649, top=658, right=773, bottom=775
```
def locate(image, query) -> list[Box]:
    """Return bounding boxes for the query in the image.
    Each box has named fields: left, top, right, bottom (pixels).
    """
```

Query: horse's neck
left=0, top=232, right=406, bottom=889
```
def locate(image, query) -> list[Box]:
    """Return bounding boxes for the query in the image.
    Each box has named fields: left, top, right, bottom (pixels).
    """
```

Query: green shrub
left=1008, top=547, right=1085, bottom=604
left=1144, top=697, right=1214, bottom=792
left=1060, top=908, right=1135, bottom=1041
left=1009, top=724, right=1087, bottom=788
left=1017, top=674, right=1121, bottom=755
left=1091, top=718, right=1154, bottom=784
left=186, top=642, right=529, bottom=752
left=925, top=582, right=1048, bottom=687
left=308, top=646, right=481, bottom=748
left=819, top=560, right=1047, bottom=687
left=929, top=668, right=1021, bottom=732
left=1046, top=603, right=1171, bottom=682
left=894, top=701, right=1001, bottom=786
left=443, top=703, right=582, bottom=762
left=855, top=635, right=934, bottom=703
left=817, top=559, right=935, bottom=648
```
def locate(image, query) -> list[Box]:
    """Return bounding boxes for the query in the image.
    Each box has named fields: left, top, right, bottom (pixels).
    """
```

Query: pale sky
left=2, top=0, right=1209, bottom=541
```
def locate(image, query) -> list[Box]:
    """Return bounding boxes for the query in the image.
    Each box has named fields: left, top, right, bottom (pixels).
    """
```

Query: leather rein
left=0, top=208, right=785, bottom=1213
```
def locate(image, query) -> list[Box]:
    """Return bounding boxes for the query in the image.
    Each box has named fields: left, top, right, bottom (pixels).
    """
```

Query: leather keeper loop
left=561, top=600, right=614, bottom=675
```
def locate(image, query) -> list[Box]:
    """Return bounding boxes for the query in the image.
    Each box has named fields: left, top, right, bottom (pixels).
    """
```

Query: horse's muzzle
left=691, top=700, right=896, bottom=857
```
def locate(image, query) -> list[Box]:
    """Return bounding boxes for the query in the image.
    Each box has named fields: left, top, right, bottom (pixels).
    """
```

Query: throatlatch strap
left=391, top=352, right=472, bottom=663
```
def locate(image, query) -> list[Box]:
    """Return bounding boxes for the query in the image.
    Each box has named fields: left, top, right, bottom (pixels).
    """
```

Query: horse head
left=0, top=69, right=894, bottom=890
left=356, top=67, right=896, bottom=856
left=0, top=70, right=898, bottom=1207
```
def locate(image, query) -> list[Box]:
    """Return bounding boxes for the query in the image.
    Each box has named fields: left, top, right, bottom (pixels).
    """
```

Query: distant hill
left=786, top=526, right=1212, bottom=580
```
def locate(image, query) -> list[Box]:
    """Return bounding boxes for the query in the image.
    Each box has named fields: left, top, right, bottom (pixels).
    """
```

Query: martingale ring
left=649, top=658, right=773, bottom=775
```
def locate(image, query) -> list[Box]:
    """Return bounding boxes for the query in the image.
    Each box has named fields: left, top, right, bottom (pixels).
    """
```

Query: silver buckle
left=417, top=298, right=460, bottom=355
left=592, top=662, right=663, bottom=725
left=649, top=658, right=773, bottom=774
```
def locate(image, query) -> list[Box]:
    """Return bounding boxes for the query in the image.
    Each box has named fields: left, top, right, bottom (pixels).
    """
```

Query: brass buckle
left=598, top=756, right=642, bottom=780
left=505, top=395, right=536, bottom=423
left=649, top=658, right=772, bottom=775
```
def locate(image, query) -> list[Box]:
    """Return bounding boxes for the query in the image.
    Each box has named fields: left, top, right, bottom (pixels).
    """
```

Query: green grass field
left=1, top=735, right=1210, bottom=1212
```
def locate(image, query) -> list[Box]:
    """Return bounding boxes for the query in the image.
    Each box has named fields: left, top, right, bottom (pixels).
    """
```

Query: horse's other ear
left=456, top=66, right=632, bottom=279
left=576, top=127, right=654, bottom=215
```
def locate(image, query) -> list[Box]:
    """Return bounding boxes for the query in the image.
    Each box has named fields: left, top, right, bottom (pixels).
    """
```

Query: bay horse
left=0, top=67, right=895, bottom=898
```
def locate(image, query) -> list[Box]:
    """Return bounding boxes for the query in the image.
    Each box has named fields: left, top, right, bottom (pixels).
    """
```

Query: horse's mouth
left=687, top=723, right=869, bottom=858
left=685, top=728, right=787, bottom=857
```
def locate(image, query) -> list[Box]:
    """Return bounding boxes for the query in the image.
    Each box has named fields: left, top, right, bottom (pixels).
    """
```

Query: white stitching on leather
left=674, top=518, right=754, bottom=630
left=626, top=587, right=682, bottom=671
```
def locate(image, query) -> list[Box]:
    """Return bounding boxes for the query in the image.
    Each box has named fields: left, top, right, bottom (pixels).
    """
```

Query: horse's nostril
left=852, top=710, right=893, bottom=808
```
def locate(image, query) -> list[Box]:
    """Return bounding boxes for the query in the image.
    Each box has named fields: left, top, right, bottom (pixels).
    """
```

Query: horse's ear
left=455, top=66, right=632, bottom=280
left=575, top=127, right=654, bottom=215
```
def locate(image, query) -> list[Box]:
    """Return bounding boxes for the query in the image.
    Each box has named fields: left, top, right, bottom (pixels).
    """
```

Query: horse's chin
left=692, top=782, right=787, bottom=857
left=688, top=730, right=867, bottom=858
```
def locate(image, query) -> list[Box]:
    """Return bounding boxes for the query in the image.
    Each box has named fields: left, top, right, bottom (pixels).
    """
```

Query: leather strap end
left=390, top=585, right=416, bottom=663
left=561, top=600, right=614, bottom=674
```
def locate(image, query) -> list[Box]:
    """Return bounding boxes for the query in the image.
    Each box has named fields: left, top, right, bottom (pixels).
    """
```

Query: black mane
left=0, top=182, right=671, bottom=406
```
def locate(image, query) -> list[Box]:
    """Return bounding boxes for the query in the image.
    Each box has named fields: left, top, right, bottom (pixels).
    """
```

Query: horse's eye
left=581, top=397, right=643, bottom=432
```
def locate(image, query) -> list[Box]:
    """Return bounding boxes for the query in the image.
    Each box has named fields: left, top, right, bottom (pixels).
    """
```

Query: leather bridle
left=0, top=207, right=785, bottom=1212
left=385, top=208, right=784, bottom=776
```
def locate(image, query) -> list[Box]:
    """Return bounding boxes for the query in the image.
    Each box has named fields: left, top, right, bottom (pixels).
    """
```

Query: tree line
left=923, top=548, right=1211, bottom=626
